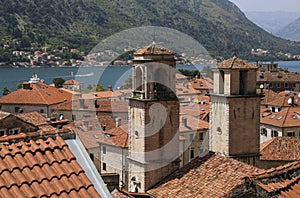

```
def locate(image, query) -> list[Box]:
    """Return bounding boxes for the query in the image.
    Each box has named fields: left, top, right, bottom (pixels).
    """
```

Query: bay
left=0, top=61, right=299, bottom=95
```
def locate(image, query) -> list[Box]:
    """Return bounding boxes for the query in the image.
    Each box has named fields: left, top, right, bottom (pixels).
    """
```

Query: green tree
left=178, top=69, right=200, bottom=78
left=53, top=78, right=65, bottom=88
left=16, top=83, right=22, bottom=89
left=95, top=84, right=105, bottom=91
left=2, top=87, right=10, bottom=96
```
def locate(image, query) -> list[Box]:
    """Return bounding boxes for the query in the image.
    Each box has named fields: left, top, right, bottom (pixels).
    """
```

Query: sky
left=229, top=0, right=300, bottom=12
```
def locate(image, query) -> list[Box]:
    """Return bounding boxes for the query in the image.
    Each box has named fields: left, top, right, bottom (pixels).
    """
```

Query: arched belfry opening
left=135, top=66, right=143, bottom=92
left=128, top=43, right=180, bottom=192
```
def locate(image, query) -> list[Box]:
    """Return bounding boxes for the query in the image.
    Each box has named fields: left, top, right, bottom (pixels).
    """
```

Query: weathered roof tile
left=0, top=136, right=101, bottom=197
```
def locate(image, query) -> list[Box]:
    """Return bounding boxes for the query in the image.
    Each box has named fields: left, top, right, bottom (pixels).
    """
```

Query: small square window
left=15, top=107, right=20, bottom=113
left=13, top=129, right=19, bottom=135
left=103, top=146, right=106, bottom=154
left=103, top=163, right=107, bottom=171
left=287, top=132, right=295, bottom=137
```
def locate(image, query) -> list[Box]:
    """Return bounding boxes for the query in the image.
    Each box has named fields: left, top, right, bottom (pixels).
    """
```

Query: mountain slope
left=245, top=11, right=300, bottom=34
left=277, top=17, right=300, bottom=41
left=1, top=0, right=300, bottom=59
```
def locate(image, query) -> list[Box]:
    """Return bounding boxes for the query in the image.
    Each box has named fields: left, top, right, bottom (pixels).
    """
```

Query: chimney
left=108, top=85, right=112, bottom=91
left=288, top=93, right=294, bottom=106
left=23, top=82, right=31, bottom=90
left=116, top=117, right=121, bottom=127
left=182, top=117, right=187, bottom=127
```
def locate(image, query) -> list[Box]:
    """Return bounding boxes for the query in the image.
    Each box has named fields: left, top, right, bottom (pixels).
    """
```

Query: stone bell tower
left=127, top=43, right=180, bottom=192
left=209, top=56, right=260, bottom=166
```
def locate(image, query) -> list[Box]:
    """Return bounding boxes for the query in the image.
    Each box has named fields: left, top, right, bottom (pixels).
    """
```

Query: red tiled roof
left=216, top=57, right=258, bottom=69
left=191, top=78, right=213, bottom=91
left=266, top=93, right=300, bottom=107
left=180, top=103, right=210, bottom=120
left=53, top=99, right=129, bottom=113
left=260, top=107, right=300, bottom=128
left=148, top=152, right=260, bottom=198
left=0, top=111, right=10, bottom=120
left=179, top=114, right=209, bottom=132
left=73, top=118, right=128, bottom=149
left=259, top=89, right=279, bottom=105
left=0, top=135, right=101, bottom=197
left=63, top=79, right=81, bottom=85
left=260, top=137, right=300, bottom=161
left=0, top=82, right=72, bottom=105
left=176, top=83, right=201, bottom=96
left=176, top=73, right=189, bottom=80
left=105, top=125, right=128, bottom=148
left=257, top=71, right=300, bottom=83
left=16, top=112, right=47, bottom=126
left=248, top=161, right=300, bottom=197
left=134, top=44, right=175, bottom=56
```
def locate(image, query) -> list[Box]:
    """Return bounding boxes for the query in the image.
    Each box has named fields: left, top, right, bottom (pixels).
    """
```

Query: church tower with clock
left=209, top=56, right=260, bottom=166
left=127, top=43, right=180, bottom=193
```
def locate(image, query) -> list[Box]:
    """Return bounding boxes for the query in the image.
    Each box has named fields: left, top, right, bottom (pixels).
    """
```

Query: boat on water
left=75, top=72, right=94, bottom=77
left=68, top=72, right=94, bottom=77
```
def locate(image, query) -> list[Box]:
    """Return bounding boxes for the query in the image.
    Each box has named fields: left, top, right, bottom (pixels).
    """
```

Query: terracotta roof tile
left=74, top=118, right=128, bottom=149
left=216, top=57, right=258, bottom=69
left=191, top=78, right=213, bottom=91
left=63, top=79, right=81, bottom=85
left=0, top=111, right=10, bottom=120
left=105, top=125, right=129, bottom=148
left=54, top=99, right=128, bottom=113
left=16, top=112, right=47, bottom=126
left=148, top=152, right=260, bottom=198
left=260, top=137, right=300, bottom=161
left=134, top=44, right=175, bottom=56
left=266, top=93, right=300, bottom=107
left=260, top=107, right=300, bottom=128
left=0, top=82, right=72, bottom=105
left=257, top=71, right=300, bottom=83
left=180, top=103, right=210, bottom=120
left=179, top=114, right=209, bottom=132
left=0, top=136, right=101, bottom=197
left=248, top=161, right=300, bottom=197
left=259, top=89, right=279, bottom=105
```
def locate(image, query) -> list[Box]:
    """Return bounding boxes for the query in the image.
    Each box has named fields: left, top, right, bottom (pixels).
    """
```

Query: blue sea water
left=0, top=61, right=299, bottom=95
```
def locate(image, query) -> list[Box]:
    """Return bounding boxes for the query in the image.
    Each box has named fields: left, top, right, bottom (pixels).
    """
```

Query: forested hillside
left=1, top=0, right=300, bottom=61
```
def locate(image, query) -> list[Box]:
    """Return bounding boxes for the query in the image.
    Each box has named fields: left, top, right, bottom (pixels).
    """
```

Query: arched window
left=135, top=67, right=143, bottom=91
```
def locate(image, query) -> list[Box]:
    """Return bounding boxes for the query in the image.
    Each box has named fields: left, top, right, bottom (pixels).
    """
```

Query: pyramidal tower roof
left=134, top=43, right=175, bottom=56
left=217, top=56, right=258, bottom=69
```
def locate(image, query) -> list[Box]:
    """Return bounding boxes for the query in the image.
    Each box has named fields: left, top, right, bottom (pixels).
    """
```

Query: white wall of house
left=260, top=124, right=300, bottom=143
left=98, top=144, right=127, bottom=183
left=260, top=124, right=283, bottom=143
